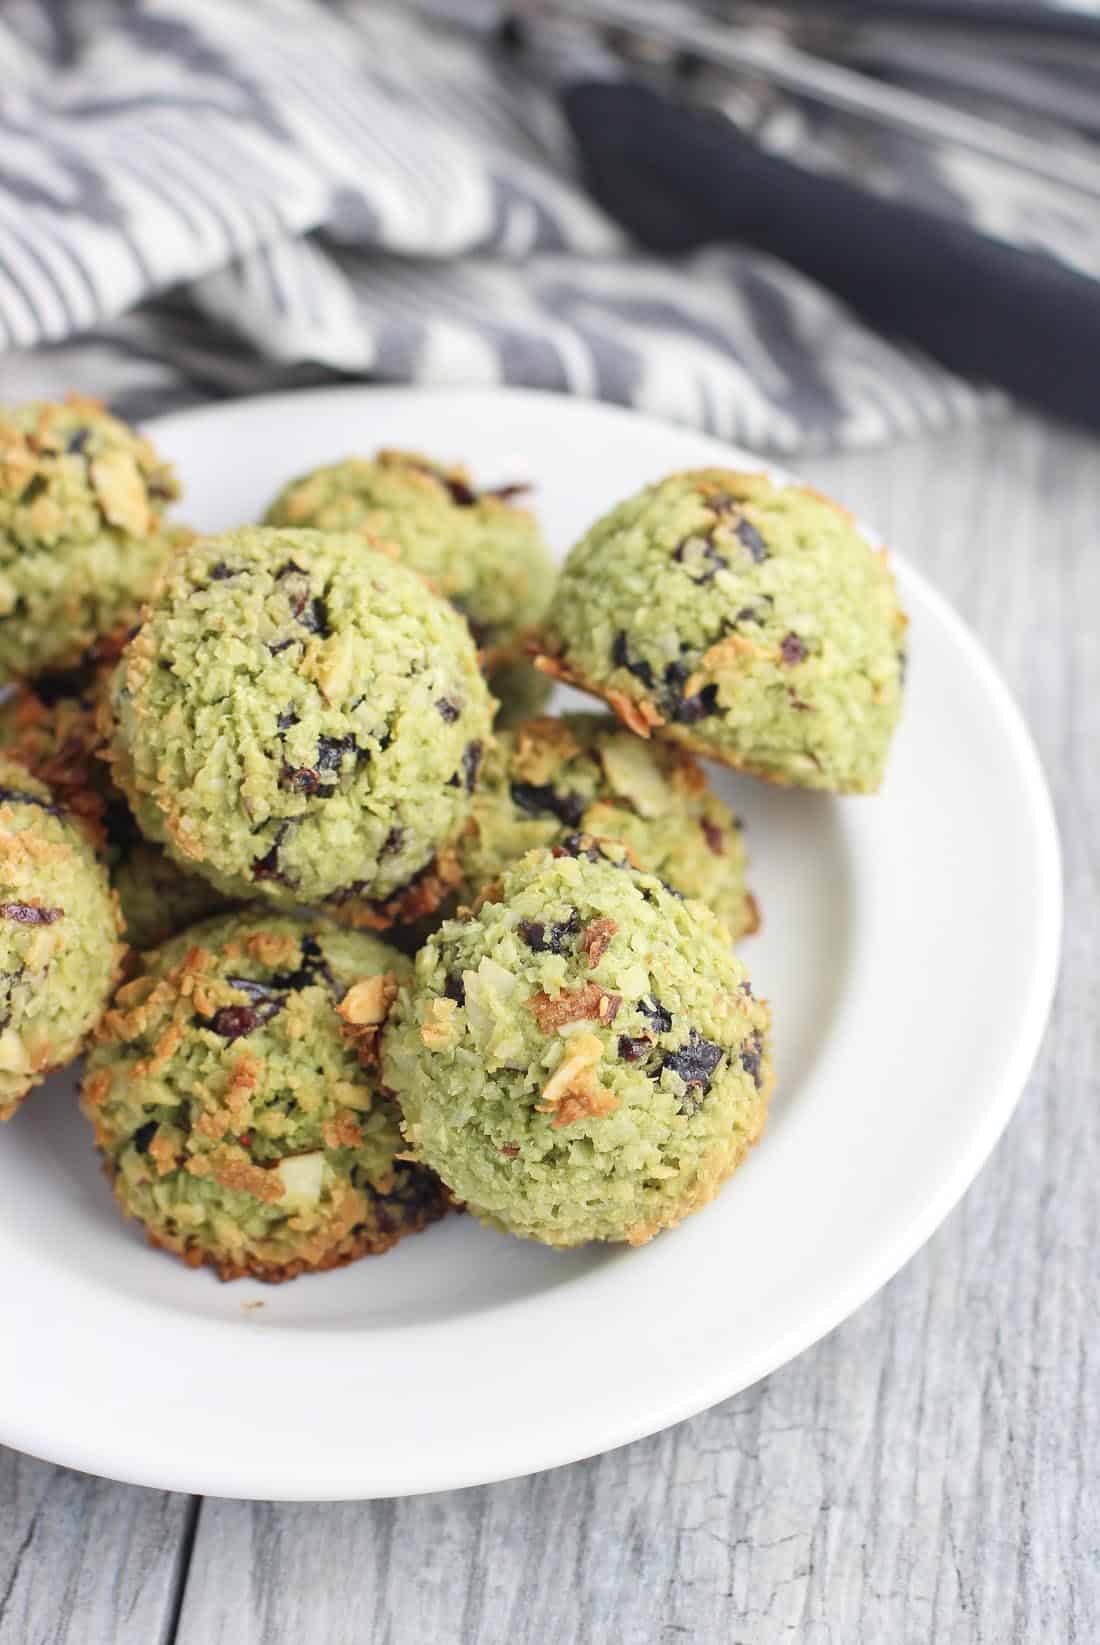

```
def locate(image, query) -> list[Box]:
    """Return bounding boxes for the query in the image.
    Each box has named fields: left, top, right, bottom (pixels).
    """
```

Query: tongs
left=537, top=0, right=1100, bottom=200
left=506, top=0, right=1100, bottom=425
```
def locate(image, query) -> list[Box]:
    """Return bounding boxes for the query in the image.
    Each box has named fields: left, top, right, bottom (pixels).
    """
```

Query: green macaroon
left=0, top=755, right=122, bottom=1120
left=262, top=449, right=556, bottom=721
left=105, top=525, right=494, bottom=926
left=383, top=839, right=773, bottom=1248
left=82, top=911, right=448, bottom=1280
left=0, top=396, right=180, bottom=681
left=455, top=713, right=756, bottom=939
left=538, top=470, right=907, bottom=793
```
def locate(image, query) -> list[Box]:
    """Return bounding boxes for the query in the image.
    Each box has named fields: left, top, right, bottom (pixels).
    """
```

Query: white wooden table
left=1, top=409, right=1095, bottom=1645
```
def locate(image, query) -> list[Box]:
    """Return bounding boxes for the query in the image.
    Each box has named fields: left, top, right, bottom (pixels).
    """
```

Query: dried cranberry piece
left=552, top=834, right=604, bottom=864
left=207, top=1005, right=259, bottom=1041
left=0, top=787, right=61, bottom=818
left=0, top=901, right=61, bottom=925
left=611, top=631, right=655, bottom=690
left=315, top=734, right=364, bottom=774
left=366, top=1162, right=445, bottom=1230
left=223, top=977, right=281, bottom=1005
left=673, top=686, right=719, bottom=725
left=281, top=765, right=320, bottom=795
left=132, top=1120, right=158, bottom=1155
left=518, top=911, right=581, bottom=954
left=734, top=518, right=769, bottom=563
left=443, top=972, right=466, bottom=1005
left=509, top=782, right=585, bottom=829
left=209, top=981, right=286, bottom=1040
left=637, top=997, right=672, bottom=1034
left=617, top=1035, right=652, bottom=1062
left=442, top=474, right=478, bottom=506
left=251, top=825, right=289, bottom=883
left=267, top=936, right=337, bottom=996
left=662, top=661, right=719, bottom=725
left=780, top=632, right=807, bottom=666
left=461, top=741, right=483, bottom=793
left=659, top=1029, right=724, bottom=1109
left=297, top=595, right=328, bottom=635
left=740, top=1030, right=765, bottom=1089
left=275, top=560, right=329, bottom=637
left=673, top=537, right=728, bottom=585
left=704, top=492, right=769, bottom=563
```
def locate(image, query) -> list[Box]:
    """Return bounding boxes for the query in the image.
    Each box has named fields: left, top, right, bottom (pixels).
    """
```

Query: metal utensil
left=539, top=0, right=1100, bottom=199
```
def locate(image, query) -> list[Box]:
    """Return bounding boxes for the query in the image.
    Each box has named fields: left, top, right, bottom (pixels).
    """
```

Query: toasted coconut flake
left=536, top=1032, right=618, bottom=1129
left=528, top=983, right=621, bottom=1033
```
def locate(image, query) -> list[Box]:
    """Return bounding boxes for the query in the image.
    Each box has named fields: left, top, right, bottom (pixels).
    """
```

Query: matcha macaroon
left=82, top=912, right=448, bottom=1280
left=0, top=673, right=229, bottom=947
left=456, top=714, right=756, bottom=939
left=104, top=525, right=494, bottom=926
left=0, top=395, right=180, bottom=680
left=0, top=755, right=122, bottom=1120
left=537, top=470, right=907, bottom=793
left=263, top=449, right=556, bottom=719
left=383, top=839, right=773, bottom=1247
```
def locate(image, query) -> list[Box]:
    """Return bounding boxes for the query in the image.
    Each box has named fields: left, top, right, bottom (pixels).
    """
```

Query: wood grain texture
left=4, top=411, right=1098, bottom=1645
left=0, top=1449, right=195, bottom=1645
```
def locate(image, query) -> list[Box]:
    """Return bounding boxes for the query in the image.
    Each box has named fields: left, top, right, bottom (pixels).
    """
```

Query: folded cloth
left=0, top=0, right=1035, bottom=449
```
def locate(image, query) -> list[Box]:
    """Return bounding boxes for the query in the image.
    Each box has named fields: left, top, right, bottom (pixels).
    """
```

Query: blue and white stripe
left=0, top=0, right=1017, bottom=450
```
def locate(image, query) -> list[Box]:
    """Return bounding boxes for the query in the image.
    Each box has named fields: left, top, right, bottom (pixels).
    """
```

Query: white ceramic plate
left=1, top=388, right=1060, bottom=1500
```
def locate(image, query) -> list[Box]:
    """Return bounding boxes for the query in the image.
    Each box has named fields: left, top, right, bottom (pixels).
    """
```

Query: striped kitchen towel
left=0, top=0, right=1038, bottom=449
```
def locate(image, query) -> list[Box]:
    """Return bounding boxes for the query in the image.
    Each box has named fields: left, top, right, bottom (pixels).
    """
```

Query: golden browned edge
left=531, top=645, right=881, bottom=796
left=141, top=1187, right=453, bottom=1284
left=326, top=841, right=465, bottom=932
left=654, top=467, right=857, bottom=526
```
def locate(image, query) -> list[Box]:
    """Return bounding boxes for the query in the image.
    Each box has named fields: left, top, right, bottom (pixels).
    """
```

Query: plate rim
left=0, top=385, right=1062, bottom=1499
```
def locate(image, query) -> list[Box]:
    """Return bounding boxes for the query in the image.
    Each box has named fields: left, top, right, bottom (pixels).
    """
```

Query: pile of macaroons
left=0, top=394, right=906, bottom=1282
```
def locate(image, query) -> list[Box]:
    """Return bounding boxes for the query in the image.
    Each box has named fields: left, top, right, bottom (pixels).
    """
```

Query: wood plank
left=173, top=413, right=1100, bottom=1643
left=0, top=1449, right=195, bottom=1645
